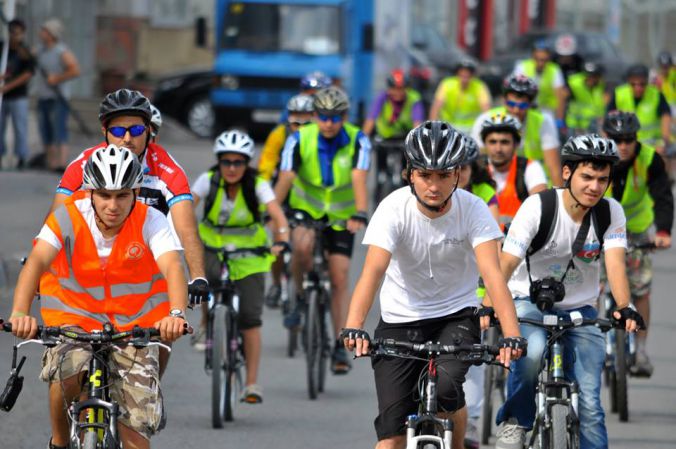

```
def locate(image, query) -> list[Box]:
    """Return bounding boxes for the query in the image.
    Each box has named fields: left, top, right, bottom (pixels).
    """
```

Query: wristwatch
left=169, top=308, right=186, bottom=319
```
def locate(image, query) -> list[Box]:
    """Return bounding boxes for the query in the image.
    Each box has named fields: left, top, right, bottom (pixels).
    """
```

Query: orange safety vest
left=40, top=198, right=169, bottom=332
left=495, top=155, right=530, bottom=228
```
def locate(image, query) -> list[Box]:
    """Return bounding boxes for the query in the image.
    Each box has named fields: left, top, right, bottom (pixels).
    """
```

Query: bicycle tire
left=550, top=404, right=569, bottom=449
left=225, top=306, right=241, bottom=421
left=306, top=289, right=320, bottom=400
left=481, top=327, right=498, bottom=444
left=317, top=291, right=329, bottom=393
left=82, top=431, right=97, bottom=449
left=285, top=280, right=298, bottom=358
left=614, top=328, right=629, bottom=422
left=211, top=305, right=227, bottom=428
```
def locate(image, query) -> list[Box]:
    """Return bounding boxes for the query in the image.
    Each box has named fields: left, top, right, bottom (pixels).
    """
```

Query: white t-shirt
left=191, top=173, right=275, bottom=225
left=37, top=199, right=182, bottom=265
left=502, top=189, right=627, bottom=309
left=489, top=159, right=548, bottom=194
left=362, top=187, right=503, bottom=323
left=471, top=110, right=560, bottom=152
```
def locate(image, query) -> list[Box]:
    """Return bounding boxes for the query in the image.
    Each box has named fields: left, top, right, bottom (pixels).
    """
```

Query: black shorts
left=371, top=307, right=481, bottom=440
left=322, top=226, right=354, bottom=257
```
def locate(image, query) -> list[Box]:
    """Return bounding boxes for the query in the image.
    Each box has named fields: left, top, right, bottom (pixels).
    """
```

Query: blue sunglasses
left=317, top=113, right=343, bottom=123
left=107, top=125, right=147, bottom=138
left=505, top=100, right=530, bottom=110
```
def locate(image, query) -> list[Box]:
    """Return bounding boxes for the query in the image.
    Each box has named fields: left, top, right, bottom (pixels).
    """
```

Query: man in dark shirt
left=603, top=110, right=673, bottom=377
left=0, top=19, right=34, bottom=170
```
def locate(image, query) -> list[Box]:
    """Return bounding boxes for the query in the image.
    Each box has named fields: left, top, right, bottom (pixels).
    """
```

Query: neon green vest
left=289, top=123, right=360, bottom=229
left=198, top=173, right=274, bottom=280
left=615, top=84, right=662, bottom=145
left=471, top=182, right=496, bottom=205
left=606, top=144, right=655, bottom=234
left=522, top=59, right=560, bottom=111
left=439, top=77, right=485, bottom=132
left=375, top=89, right=421, bottom=138
left=566, top=73, right=606, bottom=130
left=661, top=68, right=676, bottom=106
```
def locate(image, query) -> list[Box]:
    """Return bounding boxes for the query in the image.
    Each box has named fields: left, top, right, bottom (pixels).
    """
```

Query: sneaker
left=241, top=384, right=263, bottom=404
left=464, top=418, right=480, bottom=449
left=495, top=418, right=526, bottom=449
left=190, top=326, right=206, bottom=352
left=630, top=350, right=654, bottom=378
left=331, top=340, right=351, bottom=375
left=47, top=438, right=68, bottom=449
left=265, top=284, right=281, bottom=308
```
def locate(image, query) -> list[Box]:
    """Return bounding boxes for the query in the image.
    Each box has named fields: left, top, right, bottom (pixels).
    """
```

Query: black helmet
left=602, top=111, right=640, bottom=137
left=480, top=112, right=522, bottom=144
left=405, top=121, right=466, bottom=171
left=460, top=135, right=480, bottom=166
left=560, top=134, right=619, bottom=165
left=99, top=89, right=152, bottom=125
left=313, top=86, right=350, bottom=114
left=583, top=61, right=604, bottom=76
left=502, top=74, right=538, bottom=101
left=455, top=58, right=477, bottom=73
left=657, top=51, right=673, bottom=67
left=625, top=64, right=649, bottom=80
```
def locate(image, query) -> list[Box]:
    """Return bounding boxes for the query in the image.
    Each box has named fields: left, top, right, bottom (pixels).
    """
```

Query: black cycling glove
left=188, top=277, right=209, bottom=307
left=349, top=211, right=369, bottom=226
left=340, top=327, right=371, bottom=342
left=498, top=336, right=528, bottom=356
left=612, top=307, right=646, bottom=330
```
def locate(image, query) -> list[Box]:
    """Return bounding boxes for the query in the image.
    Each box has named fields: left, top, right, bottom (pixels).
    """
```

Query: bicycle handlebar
left=368, top=338, right=500, bottom=358
left=517, top=316, right=614, bottom=332
left=0, top=322, right=192, bottom=343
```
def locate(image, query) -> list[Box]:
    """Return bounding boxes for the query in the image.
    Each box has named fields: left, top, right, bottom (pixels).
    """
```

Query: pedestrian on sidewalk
left=34, top=18, right=80, bottom=172
left=0, top=18, right=34, bottom=170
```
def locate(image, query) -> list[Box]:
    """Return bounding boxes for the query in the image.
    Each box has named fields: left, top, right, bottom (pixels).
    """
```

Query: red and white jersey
left=57, top=142, right=193, bottom=215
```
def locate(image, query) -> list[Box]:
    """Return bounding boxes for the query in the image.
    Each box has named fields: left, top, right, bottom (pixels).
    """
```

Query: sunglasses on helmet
left=107, top=125, right=147, bottom=138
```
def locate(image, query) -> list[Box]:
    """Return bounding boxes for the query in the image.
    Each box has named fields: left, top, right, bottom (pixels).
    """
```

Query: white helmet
left=82, top=144, right=144, bottom=190
left=149, top=104, right=162, bottom=134
left=213, top=130, right=255, bottom=159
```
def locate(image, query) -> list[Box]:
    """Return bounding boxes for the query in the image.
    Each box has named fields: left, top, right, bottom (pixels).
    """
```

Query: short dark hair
left=9, top=19, right=26, bottom=31
left=564, top=159, right=612, bottom=173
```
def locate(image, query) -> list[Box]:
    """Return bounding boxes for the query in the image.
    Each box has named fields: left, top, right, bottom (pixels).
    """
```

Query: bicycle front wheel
left=211, top=305, right=227, bottom=428
left=306, top=289, right=321, bottom=400
left=614, top=328, right=629, bottom=422
left=285, top=279, right=298, bottom=358
left=550, top=404, right=577, bottom=449
left=317, top=290, right=329, bottom=393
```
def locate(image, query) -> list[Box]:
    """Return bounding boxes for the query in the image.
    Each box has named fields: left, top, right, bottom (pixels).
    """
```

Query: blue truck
left=210, top=0, right=379, bottom=130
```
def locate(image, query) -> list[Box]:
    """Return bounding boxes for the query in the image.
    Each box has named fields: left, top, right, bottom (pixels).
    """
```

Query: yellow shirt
left=258, top=124, right=288, bottom=180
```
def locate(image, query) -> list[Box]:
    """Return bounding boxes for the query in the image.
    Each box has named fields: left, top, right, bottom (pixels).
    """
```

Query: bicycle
left=0, top=321, right=184, bottom=449
left=288, top=211, right=333, bottom=400
left=204, top=245, right=269, bottom=428
left=359, top=338, right=501, bottom=449
left=518, top=312, right=614, bottom=449
left=480, top=325, right=507, bottom=445
left=277, top=250, right=298, bottom=358
left=373, top=137, right=407, bottom=204
left=599, top=241, right=657, bottom=422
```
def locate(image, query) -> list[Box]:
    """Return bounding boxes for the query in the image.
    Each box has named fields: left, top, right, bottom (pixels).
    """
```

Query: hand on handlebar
left=7, top=314, right=38, bottom=340
left=340, top=327, right=371, bottom=357
left=271, top=241, right=291, bottom=257
left=153, top=316, right=187, bottom=343
left=654, top=234, right=671, bottom=249
left=497, top=336, right=527, bottom=368
left=612, top=307, right=645, bottom=333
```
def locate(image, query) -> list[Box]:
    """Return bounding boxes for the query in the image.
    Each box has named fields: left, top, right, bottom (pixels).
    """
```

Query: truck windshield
left=221, top=3, right=342, bottom=55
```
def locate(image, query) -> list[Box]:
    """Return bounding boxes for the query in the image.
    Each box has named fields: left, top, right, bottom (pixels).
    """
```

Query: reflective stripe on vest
left=522, top=60, right=559, bottom=111
left=497, top=156, right=529, bottom=226
left=607, top=144, right=656, bottom=234
left=566, top=73, right=605, bottom=130
left=198, top=173, right=273, bottom=280
left=439, top=77, right=485, bottom=132
left=40, top=199, right=169, bottom=332
left=616, top=84, right=661, bottom=144
left=289, top=123, right=359, bottom=228
left=375, top=89, right=420, bottom=138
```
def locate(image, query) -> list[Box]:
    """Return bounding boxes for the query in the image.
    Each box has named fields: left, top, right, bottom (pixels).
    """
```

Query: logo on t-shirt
left=125, top=242, right=145, bottom=260
left=576, top=242, right=601, bottom=263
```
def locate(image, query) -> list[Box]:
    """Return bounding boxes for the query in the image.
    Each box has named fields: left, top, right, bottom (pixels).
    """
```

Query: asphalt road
left=0, top=120, right=674, bottom=448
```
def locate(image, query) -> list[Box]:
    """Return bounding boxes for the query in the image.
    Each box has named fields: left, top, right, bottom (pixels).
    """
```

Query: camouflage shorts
left=625, top=244, right=652, bottom=298
left=40, top=340, right=162, bottom=440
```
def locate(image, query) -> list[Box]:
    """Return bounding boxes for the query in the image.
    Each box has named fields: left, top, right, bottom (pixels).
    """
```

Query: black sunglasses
left=219, top=159, right=247, bottom=168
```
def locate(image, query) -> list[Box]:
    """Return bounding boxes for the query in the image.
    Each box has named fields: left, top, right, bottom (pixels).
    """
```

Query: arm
left=0, top=70, right=32, bottom=94
left=169, top=200, right=206, bottom=279
left=10, top=240, right=59, bottom=338
left=542, top=148, right=563, bottom=187
left=555, top=86, right=568, bottom=122
left=154, top=250, right=189, bottom=342
left=265, top=199, right=290, bottom=254
left=257, top=127, right=284, bottom=180
left=48, top=50, right=80, bottom=85
left=343, top=245, right=391, bottom=355
left=347, top=169, right=369, bottom=233
left=274, top=170, right=296, bottom=204
left=428, top=97, right=444, bottom=120
left=647, top=153, right=674, bottom=246
left=362, top=118, right=375, bottom=137
left=659, top=114, right=671, bottom=155
left=478, top=83, right=492, bottom=112
left=604, top=247, right=638, bottom=332
left=48, top=192, right=70, bottom=217
left=488, top=203, right=500, bottom=223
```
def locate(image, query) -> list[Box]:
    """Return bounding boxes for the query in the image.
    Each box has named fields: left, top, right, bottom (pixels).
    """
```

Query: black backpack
left=514, top=156, right=529, bottom=203
left=527, top=189, right=611, bottom=256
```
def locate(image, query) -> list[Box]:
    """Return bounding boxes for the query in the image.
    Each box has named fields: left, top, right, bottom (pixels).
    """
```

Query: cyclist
left=259, top=94, right=314, bottom=308
left=493, top=135, right=645, bottom=449
left=47, top=89, right=209, bottom=311
left=513, top=40, right=566, bottom=128
left=192, top=130, right=290, bottom=403
left=363, top=68, right=424, bottom=138
left=9, top=145, right=188, bottom=449
left=602, top=111, right=673, bottom=377
left=483, top=112, right=548, bottom=230
left=608, top=64, right=672, bottom=155
left=565, top=62, right=607, bottom=135
left=652, top=51, right=675, bottom=114
left=342, top=121, right=525, bottom=449
left=275, top=86, right=371, bottom=374
left=279, top=70, right=332, bottom=123
left=429, top=59, right=491, bottom=133
left=471, top=74, right=563, bottom=187
left=149, top=103, right=162, bottom=143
